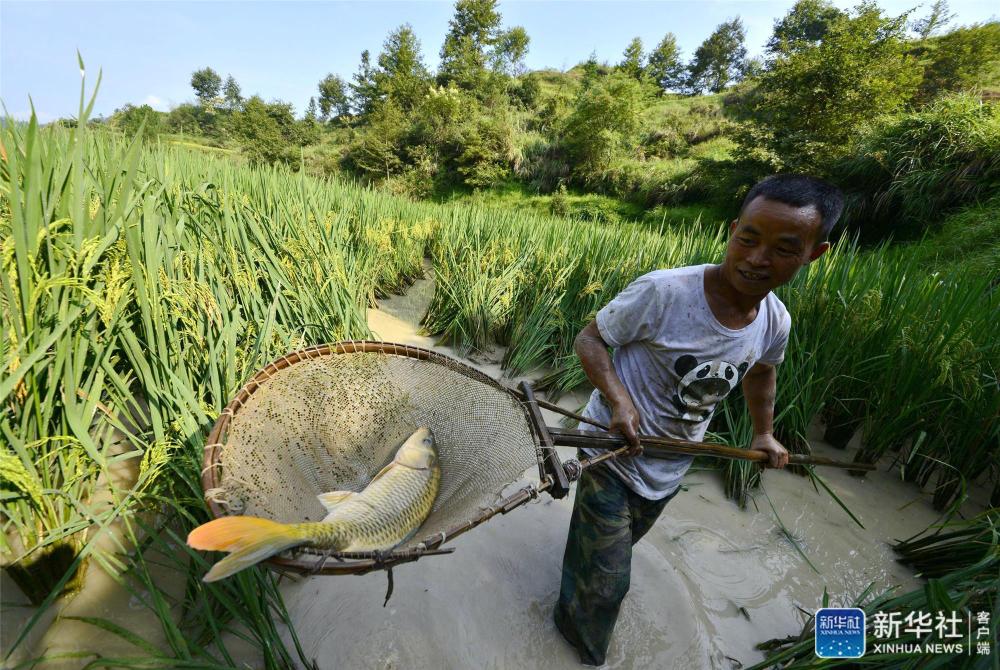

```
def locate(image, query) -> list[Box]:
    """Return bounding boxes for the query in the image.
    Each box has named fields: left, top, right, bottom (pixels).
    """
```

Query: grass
left=838, top=92, right=1000, bottom=242
left=437, top=179, right=646, bottom=222
left=159, top=134, right=236, bottom=154
left=888, top=194, right=1000, bottom=279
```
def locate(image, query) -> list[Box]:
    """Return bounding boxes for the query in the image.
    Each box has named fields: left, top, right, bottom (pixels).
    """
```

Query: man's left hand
left=751, top=433, right=789, bottom=469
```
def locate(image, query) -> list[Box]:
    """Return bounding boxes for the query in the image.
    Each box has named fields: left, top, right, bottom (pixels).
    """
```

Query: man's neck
left=704, top=264, right=766, bottom=327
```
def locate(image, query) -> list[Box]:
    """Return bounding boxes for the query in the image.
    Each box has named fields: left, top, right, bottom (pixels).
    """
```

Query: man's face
left=722, top=195, right=830, bottom=297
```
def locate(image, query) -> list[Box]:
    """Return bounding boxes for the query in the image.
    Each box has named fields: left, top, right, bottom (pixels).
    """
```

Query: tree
left=580, top=52, right=602, bottom=90
left=913, top=0, right=955, bottom=38
left=318, top=74, right=351, bottom=121
left=687, top=18, right=748, bottom=94
left=735, top=2, right=921, bottom=172
left=492, top=26, right=529, bottom=75
left=345, top=102, right=407, bottom=180
left=191, top=67, right=222, bottom=106
left=306, top=97, right=319, bottom=122
left=647, top=33, right=685, bottom=93
left=350, top=50, right=380, bottom=115
left=437, top=0, right=528, bottom=95
left=618, top=37, right=645, bottom=81
left=376, top=24, right=431, bottom=112
left=766, top=0, right=845, bottom=55
left=223, top=75, right=243, bottom=111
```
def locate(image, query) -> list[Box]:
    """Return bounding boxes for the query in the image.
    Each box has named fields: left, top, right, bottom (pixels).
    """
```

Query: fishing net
left=202, top=342, right=545, bottom=575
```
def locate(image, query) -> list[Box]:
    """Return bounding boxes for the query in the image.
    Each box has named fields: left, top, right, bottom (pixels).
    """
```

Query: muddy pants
left=554, top=459, right=679, bottom=666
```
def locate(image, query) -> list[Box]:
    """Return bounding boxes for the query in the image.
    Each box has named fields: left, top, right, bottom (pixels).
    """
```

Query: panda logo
left=671, top=355, right=749, bottom=422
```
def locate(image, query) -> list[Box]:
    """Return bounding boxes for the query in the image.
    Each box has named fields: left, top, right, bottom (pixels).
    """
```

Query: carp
left=188, top=426, right=441, bottom=582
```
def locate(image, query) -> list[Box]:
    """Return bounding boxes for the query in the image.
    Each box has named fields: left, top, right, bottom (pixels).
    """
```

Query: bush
left=342, top=83, right=519, bottom=192
left=510, top=73, right=542, bottom=109
left=837, top=93, right=1000, bottom=241
left=560, top=72, right=646, bottom=178
left=549, top=182, right=569, bottom=216
left=111, top=104, right=163, bottom=142
left=229, top=96, right=302, bottom=165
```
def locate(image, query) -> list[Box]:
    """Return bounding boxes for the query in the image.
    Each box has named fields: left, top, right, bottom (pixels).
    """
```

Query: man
left=554, top=174, right=845, bottom=666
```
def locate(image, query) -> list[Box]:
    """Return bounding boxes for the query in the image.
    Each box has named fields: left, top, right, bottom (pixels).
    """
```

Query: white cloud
left=141, top=95, right=168, bottom=111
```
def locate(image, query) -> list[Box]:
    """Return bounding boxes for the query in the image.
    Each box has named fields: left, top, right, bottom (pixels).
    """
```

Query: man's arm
left=575, top=320, right=642, bottom=452
left=741, top=362, right=789, bottom=468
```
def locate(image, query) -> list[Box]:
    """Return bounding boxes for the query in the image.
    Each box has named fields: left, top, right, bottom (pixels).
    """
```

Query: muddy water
left=271, top=270, right=955, bottom=669
left=0, top=268, right=968, bottom=669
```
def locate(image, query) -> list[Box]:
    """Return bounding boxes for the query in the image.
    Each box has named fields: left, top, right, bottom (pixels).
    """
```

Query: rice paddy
left=2, top=74, right=997, bottom=667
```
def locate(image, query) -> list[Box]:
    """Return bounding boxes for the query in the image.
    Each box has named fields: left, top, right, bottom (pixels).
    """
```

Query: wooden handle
left=548, top=428, right=876, bottom=471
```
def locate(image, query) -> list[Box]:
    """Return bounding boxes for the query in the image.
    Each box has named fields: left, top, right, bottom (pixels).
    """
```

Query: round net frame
left=202, top=341, right=547, bottom=575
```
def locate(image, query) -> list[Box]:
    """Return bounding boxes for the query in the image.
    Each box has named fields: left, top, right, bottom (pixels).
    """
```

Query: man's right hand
left=574, top=319, right=643, bottom=457
left=609, top=398, right=642, bottom=456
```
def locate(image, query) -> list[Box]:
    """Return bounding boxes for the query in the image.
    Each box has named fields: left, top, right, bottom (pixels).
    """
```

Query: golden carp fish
left=188, top=427, right=440, bottom=582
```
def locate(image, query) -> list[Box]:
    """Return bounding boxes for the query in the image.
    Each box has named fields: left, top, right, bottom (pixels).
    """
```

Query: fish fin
left=368, top=460, right=397, bottom=484
left=187, top=516, right=308, bottom=582
left=317, top=490, right=355, bottom=512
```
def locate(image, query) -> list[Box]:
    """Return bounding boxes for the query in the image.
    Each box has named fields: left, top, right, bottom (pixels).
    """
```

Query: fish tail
left=188, top=516, right=319, bottom=582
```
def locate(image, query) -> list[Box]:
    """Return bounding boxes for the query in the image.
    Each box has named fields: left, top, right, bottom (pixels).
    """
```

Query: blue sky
left=3, top=0, right=998, bottom=122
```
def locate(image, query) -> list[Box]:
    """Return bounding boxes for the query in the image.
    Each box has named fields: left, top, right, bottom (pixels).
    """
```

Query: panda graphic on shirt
left=670, top=354, right=750, bottom=422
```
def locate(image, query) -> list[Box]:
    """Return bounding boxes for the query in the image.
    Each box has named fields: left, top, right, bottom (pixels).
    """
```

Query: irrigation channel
left=1, top=267, right=986, bottom=669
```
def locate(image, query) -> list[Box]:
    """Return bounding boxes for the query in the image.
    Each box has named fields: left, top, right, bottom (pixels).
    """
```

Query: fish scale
left=317, top=453, right=440, bottom=551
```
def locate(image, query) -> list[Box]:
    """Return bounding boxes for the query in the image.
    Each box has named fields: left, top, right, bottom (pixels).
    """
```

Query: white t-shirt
left=580, top=264, right=791, bottom=500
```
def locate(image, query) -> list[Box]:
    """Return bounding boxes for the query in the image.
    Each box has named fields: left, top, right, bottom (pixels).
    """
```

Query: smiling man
left=554, top=174, right=845, bottom=666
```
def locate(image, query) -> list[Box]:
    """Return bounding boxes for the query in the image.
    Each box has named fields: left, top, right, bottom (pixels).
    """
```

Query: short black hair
left=740, top=174, right=845, bottom=242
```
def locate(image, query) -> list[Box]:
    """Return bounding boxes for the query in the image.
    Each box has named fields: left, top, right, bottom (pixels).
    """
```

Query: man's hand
left=751, top=433, right=789, bottom=469
left=574, top=319, right=644, bottom=457
left=609, top=397, right=642, bottom=456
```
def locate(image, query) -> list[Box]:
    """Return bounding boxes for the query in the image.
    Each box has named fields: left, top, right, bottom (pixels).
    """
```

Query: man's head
left=722, top=174, right=844, bottom=297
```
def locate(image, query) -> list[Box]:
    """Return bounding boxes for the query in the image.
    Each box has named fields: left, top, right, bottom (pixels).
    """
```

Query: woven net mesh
left=214, top=349, right=542, bottom=552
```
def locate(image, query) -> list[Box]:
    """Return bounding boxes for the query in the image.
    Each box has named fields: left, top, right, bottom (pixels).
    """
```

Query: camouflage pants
left=554, top=459, right=679, bottom=666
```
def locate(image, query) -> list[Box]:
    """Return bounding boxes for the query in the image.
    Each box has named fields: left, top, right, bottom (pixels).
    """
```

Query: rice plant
left=423, top=193, right=999, bottom=510
left=4, top=58, right=998, bottom=669
left=2, top=63, right=433, bottom=668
